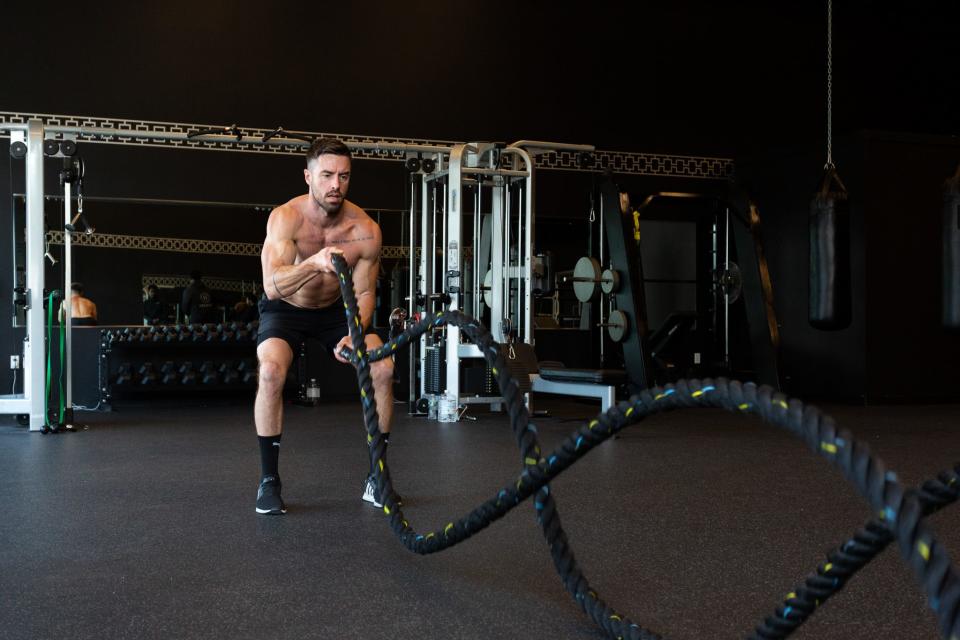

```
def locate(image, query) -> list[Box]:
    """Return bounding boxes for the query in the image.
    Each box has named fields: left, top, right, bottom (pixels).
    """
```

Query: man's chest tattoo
left=326, top=235, right=374, bottom=245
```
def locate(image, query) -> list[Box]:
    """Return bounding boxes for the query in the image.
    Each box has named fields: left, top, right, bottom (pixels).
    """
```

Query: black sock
left=259, top=434, right=282, bottom=480
left=370, top=433, right=389, bottom=475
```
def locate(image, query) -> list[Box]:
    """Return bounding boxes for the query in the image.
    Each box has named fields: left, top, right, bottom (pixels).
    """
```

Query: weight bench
left=529, top=367, right=626, bottom=413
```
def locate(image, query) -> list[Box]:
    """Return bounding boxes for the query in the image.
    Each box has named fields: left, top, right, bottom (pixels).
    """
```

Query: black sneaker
left=362, top=474, right=402, bottom=508
left=256, top=475, right=286, bottom=515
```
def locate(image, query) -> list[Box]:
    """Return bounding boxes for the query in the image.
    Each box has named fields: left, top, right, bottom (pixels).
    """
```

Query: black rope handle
left=332, top=254, right=960, bottom=640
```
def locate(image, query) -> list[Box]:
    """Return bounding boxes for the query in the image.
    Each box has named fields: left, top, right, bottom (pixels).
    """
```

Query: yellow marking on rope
left=361, top=389, right=366, bottom=398
left=609, top=615, right=621, bottom=621
left=354, top=317, right=360, bottom=326
left=492, top=367, right=498, bottom=376
left=383, top=505, right=391, bottom=515
left=390, top=343, right=396, bottom=350
left=524, top=457, right=538, bottom=466
left=367, top=434, right=372, bottom=443
left=738, top=403, right=750, bottom=410
left=589, top=419, right=599, bottom=430
left=378, top=460, right=384, bottom=472
left=820, top=442, right=838, bottom=454
left=691, top=390, right=704, bottom=398
left=823, top=563, right=833, bottom=573
left=625, top=407, right=634, bottom=416
left=444, top=523, right=454, bottom=535
left=426, top=533, right=434, bottom=539
left=776, top=400, right=789, bottom=409
left=402, top=520, right=408, bottom=527
left=654, top=392, right=667, bottom=400
left=786, top=592, right=796, bottom=600
left=918, top=541, right=931, bottom=561
left=516, top=479, right=523, bottom=490
left=339, top=273, right=345, bottom=281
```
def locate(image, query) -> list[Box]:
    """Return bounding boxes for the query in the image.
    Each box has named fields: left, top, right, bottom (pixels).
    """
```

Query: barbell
left=477, top=256, right=622, bottom=308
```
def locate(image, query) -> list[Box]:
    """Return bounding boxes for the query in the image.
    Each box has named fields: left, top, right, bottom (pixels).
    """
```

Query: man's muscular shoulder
left=266, top=199, right=305, bottom=239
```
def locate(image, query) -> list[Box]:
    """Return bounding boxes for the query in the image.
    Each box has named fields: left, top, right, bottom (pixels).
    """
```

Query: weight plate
left=482, top=270, right=493, bottom=308
left=573, top=256, right=601, bottom=303
left=719, top=261, right=742, bottom=304
left=600, top=268, right=621, bottom=294
left=607, top=309, right=629, bottom=342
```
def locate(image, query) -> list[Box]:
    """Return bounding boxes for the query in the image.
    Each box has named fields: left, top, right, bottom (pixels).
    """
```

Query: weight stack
left=424, top=345, right=445, bottom=394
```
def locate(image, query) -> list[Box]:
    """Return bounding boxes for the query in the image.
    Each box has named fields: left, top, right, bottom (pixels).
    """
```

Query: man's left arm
left=351, top=235, right=381, bottom=331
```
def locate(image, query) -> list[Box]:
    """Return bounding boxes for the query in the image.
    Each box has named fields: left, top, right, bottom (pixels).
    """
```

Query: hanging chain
left=825, top=0, right=834, bottom=169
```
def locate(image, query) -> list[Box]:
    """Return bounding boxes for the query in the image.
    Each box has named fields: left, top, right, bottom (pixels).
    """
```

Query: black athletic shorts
left=256, top=297, right=367, bottom=354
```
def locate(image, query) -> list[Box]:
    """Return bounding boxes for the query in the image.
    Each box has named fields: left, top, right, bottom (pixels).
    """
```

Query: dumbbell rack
left=98, top=322, right=259, bottom=404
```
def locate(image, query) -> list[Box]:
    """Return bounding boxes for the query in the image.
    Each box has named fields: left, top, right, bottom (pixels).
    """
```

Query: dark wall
left=1, top=3, right=958, bottom=400
left=862, top=133, right=960, bottom=401
left=739, top=132, right=960, bottom=402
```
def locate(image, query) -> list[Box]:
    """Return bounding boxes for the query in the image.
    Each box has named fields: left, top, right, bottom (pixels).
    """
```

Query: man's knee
left=258, top=359, right=288, bottom=393
left=371, top=359, right=393, bottom=388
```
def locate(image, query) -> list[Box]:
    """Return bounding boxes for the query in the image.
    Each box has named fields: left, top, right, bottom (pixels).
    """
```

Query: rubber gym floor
left=1, top=395, right=958, bottom=640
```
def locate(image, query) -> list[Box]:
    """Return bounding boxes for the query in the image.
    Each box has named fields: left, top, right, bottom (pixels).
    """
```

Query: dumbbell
left=220, top=361, right=240, bottom=385
left=160, top=361, right=178, bottom=385
left=238, top=359, right=257, bottom=384
left=138, top=362, right=157, bottom=385
left=179, top=362, right=197, bottom=385
left=115, top=363, right=133, bottom=386
left=200, top=361, right=218, bottom=385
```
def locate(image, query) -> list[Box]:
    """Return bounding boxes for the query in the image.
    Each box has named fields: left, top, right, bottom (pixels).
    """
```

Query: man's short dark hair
left=306, top=137, right=351, bottom=167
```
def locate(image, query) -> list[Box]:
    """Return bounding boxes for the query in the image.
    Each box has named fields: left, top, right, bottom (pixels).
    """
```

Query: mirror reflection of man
left=60, top=282, right=97, bottom=326
left=143, top=284, right=165, bottom=325
left=181, top=271, right=214, bottom=324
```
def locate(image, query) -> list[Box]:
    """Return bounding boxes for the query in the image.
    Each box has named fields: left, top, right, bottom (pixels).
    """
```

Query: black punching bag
left=942, top=165, right=960, bottom=329
left=809, top=167, right=851, bottom=330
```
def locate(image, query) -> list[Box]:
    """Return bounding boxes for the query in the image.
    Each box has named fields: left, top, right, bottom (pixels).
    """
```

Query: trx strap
left=43, top=291, right=67, bottom=432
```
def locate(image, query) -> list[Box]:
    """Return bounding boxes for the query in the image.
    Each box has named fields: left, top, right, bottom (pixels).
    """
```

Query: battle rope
left=332, top=254, right=960, bottom=640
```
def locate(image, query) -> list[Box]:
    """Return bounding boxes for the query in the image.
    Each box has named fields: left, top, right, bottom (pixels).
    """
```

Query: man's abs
left=280, top=272, right=342, bottom=309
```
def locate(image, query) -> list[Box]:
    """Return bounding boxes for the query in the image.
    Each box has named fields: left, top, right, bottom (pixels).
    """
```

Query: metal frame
left=0, top=111, right=736, bottom=431
left=0, top=120, right=45, bottom=428
left=0, top=111, right=734, bottom=179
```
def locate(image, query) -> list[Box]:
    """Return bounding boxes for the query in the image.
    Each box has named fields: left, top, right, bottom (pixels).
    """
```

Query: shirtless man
left=60, top=283, right=97, bottom=326
left=254, top=137, right=394, bottom=515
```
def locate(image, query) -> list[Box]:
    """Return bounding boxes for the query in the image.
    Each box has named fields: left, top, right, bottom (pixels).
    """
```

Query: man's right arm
left=261, top=207, right=332, bottom=300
